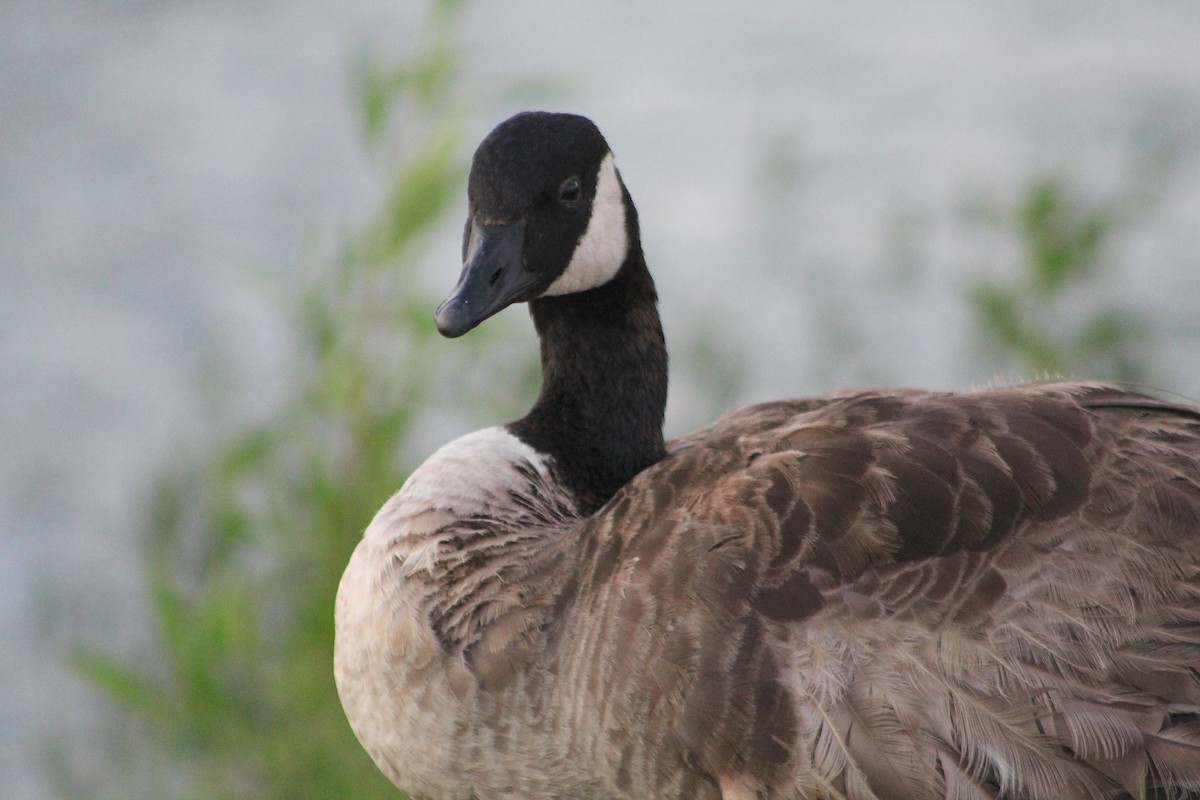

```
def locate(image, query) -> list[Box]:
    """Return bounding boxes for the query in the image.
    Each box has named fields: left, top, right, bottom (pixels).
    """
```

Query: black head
left=435, top=111, right=633, bottom=337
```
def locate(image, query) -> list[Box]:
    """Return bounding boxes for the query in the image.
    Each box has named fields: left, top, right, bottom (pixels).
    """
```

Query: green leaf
left=366, top=123, right=466, bottom=265
left=72, top=652, right=176, bottom=723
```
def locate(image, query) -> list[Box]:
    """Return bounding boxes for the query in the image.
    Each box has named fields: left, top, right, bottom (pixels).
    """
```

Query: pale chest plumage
left=334, top=427, right=581, bottom=799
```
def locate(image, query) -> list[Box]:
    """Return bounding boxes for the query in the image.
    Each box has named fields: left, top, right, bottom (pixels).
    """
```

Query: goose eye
left=558, top=177, right=582, bottom=205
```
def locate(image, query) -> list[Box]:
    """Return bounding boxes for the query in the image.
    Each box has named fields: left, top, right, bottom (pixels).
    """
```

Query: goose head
left=435, top=111, right=633, bottom=337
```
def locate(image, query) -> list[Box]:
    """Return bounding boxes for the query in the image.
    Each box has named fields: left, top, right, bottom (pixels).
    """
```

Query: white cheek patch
left=542, top=152, right=629, bottom=296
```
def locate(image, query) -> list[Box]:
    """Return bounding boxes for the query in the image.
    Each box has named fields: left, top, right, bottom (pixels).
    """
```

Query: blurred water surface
left=3, top=1, right=1199, bottom=796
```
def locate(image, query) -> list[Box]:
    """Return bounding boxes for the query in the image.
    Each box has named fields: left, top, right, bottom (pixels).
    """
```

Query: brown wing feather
left=565, top=381, right=1200, bottom=799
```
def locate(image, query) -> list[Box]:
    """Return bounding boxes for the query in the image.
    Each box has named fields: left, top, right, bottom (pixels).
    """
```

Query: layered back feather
left=338, top=381, right=1200, bottom=800
left=547, top=382, right=1200, bottom=800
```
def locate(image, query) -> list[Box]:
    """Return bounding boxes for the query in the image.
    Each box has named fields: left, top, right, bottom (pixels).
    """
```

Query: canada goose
left=334, top=111, right=1200, bottom=800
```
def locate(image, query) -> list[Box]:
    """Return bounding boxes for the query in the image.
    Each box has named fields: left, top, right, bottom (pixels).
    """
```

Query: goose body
left=335, top=112, right=1200, bottom=800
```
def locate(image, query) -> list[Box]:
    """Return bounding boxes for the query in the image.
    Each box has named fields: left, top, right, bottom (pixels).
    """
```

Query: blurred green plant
left=67, top=2, right=532, bottom=798
left=965, top=173, right=1156, bottom=383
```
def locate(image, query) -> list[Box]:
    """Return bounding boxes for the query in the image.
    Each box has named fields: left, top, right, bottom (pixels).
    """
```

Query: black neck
left=508, top=244, right=668, bottom=514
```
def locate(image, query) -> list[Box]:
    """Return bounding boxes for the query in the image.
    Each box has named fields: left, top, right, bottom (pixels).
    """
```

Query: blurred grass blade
left=71, top=653, right=176, bottom=724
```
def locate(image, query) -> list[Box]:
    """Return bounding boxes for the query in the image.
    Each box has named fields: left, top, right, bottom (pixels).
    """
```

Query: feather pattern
left=334, top=112, right=1200, bottom=800
left=338, top=384, right=1200, bottom=800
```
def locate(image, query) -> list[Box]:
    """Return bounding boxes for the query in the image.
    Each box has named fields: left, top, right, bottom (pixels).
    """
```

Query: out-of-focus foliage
left=70, top=2, right=504, bottom=798
left=965, top=172, right=1161, bottom=383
